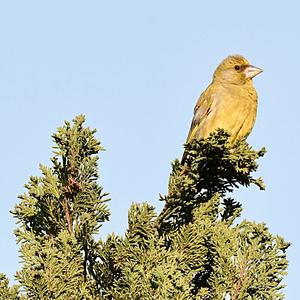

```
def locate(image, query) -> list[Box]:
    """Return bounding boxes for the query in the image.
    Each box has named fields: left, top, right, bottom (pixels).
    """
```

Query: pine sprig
left=11, top=115, right=110, bottom=298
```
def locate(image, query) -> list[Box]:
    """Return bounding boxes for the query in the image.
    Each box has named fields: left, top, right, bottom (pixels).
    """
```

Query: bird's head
left=213, top=55, right=263, bottom=85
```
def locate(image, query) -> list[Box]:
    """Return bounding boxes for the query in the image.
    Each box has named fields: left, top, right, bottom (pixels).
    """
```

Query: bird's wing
left=186, top=85, right=216, bottom=143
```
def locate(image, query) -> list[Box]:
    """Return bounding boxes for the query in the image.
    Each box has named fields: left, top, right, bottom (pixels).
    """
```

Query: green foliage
left=1, top=118, right=289, bottom=299
left=10, top=115, right=110, bottom=298
left=158, top=129, right=266, bottom=233
left=0, top=273, right=25, bottom=300
left=97, top=130, right=289, bottom=300
left=15, top=231, right=96, bottom=299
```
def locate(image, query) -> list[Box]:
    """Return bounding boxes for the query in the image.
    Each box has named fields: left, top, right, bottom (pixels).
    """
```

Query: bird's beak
left=244, top=65, right=263, bottom=79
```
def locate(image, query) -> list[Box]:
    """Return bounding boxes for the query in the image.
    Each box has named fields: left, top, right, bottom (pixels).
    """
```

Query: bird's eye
left=234, top=65, right=240, bottom=70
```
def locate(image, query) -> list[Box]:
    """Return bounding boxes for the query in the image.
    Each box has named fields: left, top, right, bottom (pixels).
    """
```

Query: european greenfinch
left=182, top=54, right=262, bottom=162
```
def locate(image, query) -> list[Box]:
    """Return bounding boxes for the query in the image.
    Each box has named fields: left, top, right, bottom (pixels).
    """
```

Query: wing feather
left=186, top=84, right=216, bottom=143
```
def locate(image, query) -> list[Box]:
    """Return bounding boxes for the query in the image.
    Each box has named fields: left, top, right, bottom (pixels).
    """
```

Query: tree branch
left=63, top=197, right=73, bottom=234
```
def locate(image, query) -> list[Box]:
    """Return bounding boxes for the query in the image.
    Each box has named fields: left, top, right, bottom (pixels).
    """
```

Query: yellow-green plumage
left=183, top=55, right=262, bottom=161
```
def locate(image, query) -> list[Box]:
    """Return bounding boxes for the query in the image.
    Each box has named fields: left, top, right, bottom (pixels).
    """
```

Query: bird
left=182, top=54, right=262, bottom=163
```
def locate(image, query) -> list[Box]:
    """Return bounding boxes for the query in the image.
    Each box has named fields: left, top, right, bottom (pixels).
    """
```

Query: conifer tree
left=10, top=115, right=110, bottom=299
left=97, top=130, right=289, bottom=300
left=1, top=116, right=289, bottom=299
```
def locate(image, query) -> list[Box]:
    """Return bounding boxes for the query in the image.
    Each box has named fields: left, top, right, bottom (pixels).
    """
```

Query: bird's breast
left=203, top=84, right=258, bottom=141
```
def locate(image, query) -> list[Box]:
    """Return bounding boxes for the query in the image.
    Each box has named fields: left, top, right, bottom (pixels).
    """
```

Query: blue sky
left=0, top=1, right=299, bottom=298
